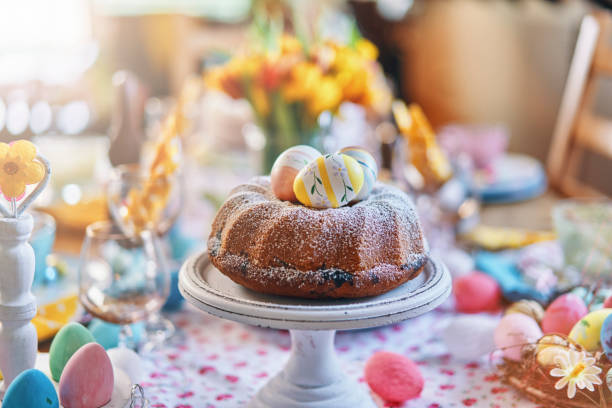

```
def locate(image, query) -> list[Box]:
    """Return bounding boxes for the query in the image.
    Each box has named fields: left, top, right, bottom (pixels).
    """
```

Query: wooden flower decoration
left=0, top=140, right=44, bottom=200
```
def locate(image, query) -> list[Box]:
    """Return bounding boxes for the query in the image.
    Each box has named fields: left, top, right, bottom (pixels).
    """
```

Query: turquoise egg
left=88, top=319, right=144, bottom=350
left=3, top=369, right=58, bottom=408
left=338, top=147, right=378, bottom=201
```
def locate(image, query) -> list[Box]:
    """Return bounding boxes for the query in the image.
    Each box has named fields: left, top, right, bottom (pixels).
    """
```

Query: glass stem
left=118, top=324, right=136, bottom=351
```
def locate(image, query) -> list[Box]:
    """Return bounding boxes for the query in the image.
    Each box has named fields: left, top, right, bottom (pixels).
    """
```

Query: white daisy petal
left=568, top=381, right=577, bottom=399
left=555, top=377, right=569, bottom=390
left=550, top=368, right=566, bottom=377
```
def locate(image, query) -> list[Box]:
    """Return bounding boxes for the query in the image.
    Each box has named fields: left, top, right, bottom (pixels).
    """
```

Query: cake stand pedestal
left=179, top=253, right=451, bottom=408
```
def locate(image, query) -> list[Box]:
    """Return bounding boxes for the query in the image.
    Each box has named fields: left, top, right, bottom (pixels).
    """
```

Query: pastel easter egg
left=293, top=153, right=364, bottom=208
left=337, top=146, right=378, bottom=201
left=49, top=322, right=95, bottom=381
left=604, top=295, right=612, bottom=309
left=108, top=368, right=132, bottom=407
left=569, top=308, right=612, bottom=351
left=506, top=300, right=545, bottom=324
left=453, top=272, right=501, bottom=313
left=271, top=145, right=321, bottom=201
left=107, top=347, right=143, bottom=384
left=535, top=335, right=570, bottom=367
left=542, top=294, right=588, bottom=335
left=441, top=314, right=498, bottom=360
left=494, top=313, right=542, bottom=361
left=365, top=351, right=423, bottom=403
left=88, top=319, right=144, bottom=350
left=3, top=369, right=59, bottom=408
left=601, top=314, right=612, bottom=359
left=59, top=343, right=114, bottom=408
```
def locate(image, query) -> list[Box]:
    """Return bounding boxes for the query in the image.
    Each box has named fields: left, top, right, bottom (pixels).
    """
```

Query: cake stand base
left=248, top=330, right=374, bottom=408
left=180, top=253, right=451, bottom=408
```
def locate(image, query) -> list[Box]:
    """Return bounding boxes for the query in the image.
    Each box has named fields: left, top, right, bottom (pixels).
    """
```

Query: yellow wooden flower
left=0, top=140, right=44, bottom=199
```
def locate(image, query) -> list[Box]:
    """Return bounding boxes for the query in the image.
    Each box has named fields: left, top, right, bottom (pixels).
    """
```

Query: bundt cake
left=208, top=176, right=428, bottom=298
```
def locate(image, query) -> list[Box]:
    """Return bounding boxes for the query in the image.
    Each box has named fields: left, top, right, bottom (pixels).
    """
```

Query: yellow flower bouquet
left=205, top=34, right=391, bottom=172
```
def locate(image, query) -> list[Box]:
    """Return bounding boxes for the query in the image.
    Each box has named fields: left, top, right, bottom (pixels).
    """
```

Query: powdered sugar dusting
left=208, top=176, right=428, bottom=297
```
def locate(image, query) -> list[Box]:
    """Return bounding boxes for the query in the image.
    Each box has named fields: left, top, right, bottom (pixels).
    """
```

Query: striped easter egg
left=338, top=146, right=378, bottom=201
left=293, top=153, right=364, bottom=208
left=271, top=145, right=321, bottom=201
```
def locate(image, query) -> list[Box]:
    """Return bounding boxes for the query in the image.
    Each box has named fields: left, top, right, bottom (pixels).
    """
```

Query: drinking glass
left=106, top=164, right=183, bottom=344
left=78, top=221, right=170, bottom=350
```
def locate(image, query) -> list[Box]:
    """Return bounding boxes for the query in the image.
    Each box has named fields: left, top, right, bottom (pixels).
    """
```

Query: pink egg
left=604, top=295, right=612, bottom=309
left=270, top=145, right=321, bottom=201
left=59, top=343, right=114, bottom=408
left=365, top=351, right=423, bottom=403
left=453, top=272, right=501, bottom=313
left=541, top=293, right=588, bottom=335
left=494, top=313, right=542, bottom=361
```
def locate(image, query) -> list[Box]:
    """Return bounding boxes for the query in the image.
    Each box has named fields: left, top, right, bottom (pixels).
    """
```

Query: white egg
left=107, top=347, right=144, bottom=384
left=441, top=314, right=499, bottom=360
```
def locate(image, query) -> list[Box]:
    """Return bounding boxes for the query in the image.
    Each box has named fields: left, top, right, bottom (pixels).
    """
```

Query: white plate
left=180, top=252, right=451, bottom=330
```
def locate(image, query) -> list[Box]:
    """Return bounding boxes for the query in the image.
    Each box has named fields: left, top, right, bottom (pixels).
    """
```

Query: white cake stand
left=179, top=252, right=451, bottom=408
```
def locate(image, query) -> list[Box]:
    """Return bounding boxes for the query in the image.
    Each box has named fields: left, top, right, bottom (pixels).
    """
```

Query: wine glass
left=78, top=221, right=170, bottom=350
left=106, top=164, right=183, bottom=345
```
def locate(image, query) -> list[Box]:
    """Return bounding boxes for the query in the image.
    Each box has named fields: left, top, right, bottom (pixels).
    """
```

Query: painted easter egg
left=109, top=368, right=132, bottom=406
left=337, top=146, right=378, bottom=201
left=88, top=319, right=144, bottom=350
left=293, top=153, right=364, bottom=208
left=494, top=313, right=542, bottom=361
left=542, top=293, right=588, bottom=335
left=535, top=334, right=570, bottom=368
left=107, top=347, right=143, bottom=384
left=441, top=314, right=498, bottom=360
left=506, top=300, right=545, bottom=324
left=453, top=272, right=501, bottom=313
left=3, top=369, right=58, bottom=408
left=569, top=308, right=612, bottom=351
left=365, top=351, right=423, bottom=403
left=604, top=295, right=612, bottom=309
left=270, top=145, right=321, bottom=201
left=600, top=314, right=612, bottom=359
left=49, top=322, right=95, bottom=381
left=59, top=343, right=114, bottom=408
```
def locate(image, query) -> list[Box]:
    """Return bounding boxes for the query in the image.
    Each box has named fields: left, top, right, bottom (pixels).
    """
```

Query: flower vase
left=0, top=213, right=37, bottom=396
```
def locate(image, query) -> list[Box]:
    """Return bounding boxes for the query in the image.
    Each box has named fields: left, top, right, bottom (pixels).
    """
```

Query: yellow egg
left=293, top=153, right=364, bottom=208
left=536, top=345, right=568, bottom=367
left=535, top=335, right=571, bottom=367
left=270, top=145, right=321, bottom=201
left=337, top=146, right=378, bottom=201
left=569, top=308, right=612, bottom=351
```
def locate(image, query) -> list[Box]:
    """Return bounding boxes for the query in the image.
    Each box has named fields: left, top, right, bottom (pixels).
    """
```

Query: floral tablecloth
left=142, top=305, right=539, bottom=408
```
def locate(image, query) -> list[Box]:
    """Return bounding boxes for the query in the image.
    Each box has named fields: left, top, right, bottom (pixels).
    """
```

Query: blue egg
left=601, top=314, right=612, bottom=358
left=88, top=319, right=144, bottom=350
left=3, top=369, right=58, bottom=408
left=163, top=269, right=185, bottom=312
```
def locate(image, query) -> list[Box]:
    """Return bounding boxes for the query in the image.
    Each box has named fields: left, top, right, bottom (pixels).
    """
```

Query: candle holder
left=0, top=141, right=50, bottom=397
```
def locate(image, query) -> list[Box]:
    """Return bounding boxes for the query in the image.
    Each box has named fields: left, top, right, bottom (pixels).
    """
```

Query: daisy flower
left=550, top=349, right=602, bottom=399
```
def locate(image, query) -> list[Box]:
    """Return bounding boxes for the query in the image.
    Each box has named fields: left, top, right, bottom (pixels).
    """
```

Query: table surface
left=50, top=189, right=560, bottom=407
left=141, top=304, right=538, bottom=408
